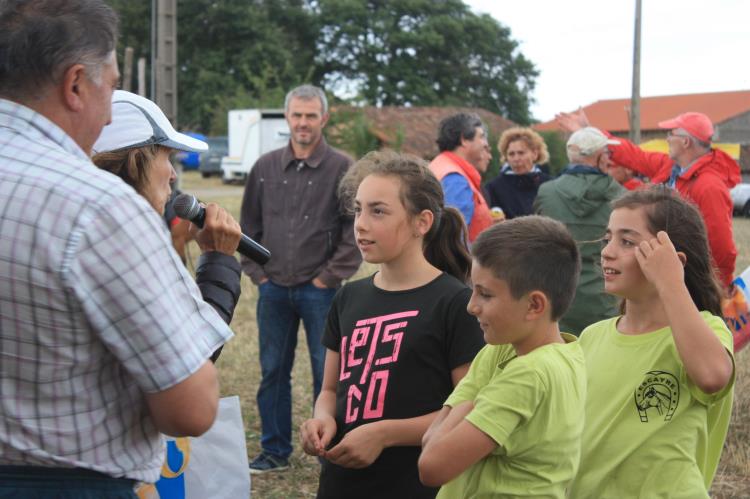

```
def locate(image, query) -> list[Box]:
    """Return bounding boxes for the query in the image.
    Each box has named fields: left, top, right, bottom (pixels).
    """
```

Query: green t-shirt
left=571, top=312, right=735, bottom=499
left=438, top=333, right=586, bottom=499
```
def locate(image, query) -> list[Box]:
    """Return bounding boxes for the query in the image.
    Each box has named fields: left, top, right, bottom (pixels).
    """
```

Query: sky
left=466, top=0, right=750, bottom=123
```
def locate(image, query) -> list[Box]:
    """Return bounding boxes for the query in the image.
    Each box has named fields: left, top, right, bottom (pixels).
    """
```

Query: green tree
left=539, top=130, right=568, bottom=176
left=110, top=0, right=316, bottom=133
left=110, top=0, right=537, bottom=133
left=176, top=0, right=316, bottom=132
left=311, top=0, right=538, bottom=124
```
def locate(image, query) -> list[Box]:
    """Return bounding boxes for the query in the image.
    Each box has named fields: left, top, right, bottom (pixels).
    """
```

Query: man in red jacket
left=557, top=110, right=740, bottom=288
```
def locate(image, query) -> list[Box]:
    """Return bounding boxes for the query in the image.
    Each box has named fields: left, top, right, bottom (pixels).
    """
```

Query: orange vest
left=429, top=152, right=492, bottom=242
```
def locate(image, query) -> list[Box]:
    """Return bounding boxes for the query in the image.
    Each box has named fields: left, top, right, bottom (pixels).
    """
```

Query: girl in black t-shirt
left=300, top=151, right=485, bottom=498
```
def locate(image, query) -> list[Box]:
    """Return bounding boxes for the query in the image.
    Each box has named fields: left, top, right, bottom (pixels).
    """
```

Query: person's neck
left=19, top=94, right=84, bottom=152
left=618, top=293, right=669, bottom=334
left=374, top=247, right=441, bottom=292
left=291, top=137, right=321, bottom=160
left=451, top=148, right=471, bottom=164
left=512, top=321, right=565, bottom=356
left=675, top=148, right=708, bottom=169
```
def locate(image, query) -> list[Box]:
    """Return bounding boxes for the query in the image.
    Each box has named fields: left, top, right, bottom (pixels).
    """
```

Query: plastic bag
left=722, top=267, right=750, bottom=353
left=137, top=396, right=251, bottom=499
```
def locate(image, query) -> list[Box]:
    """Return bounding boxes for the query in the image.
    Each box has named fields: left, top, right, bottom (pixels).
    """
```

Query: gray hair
left=566, top=145, right=603, bottom=165
left=284, top=84, right=328, bottom=115
left=436, top=113, right=485, bottom=153
left=0, top=0, right=118, bottom=101
left=674, top=128, right=712, bottom=152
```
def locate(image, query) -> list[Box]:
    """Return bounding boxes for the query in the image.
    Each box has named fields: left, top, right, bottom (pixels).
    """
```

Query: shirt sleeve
left=317, top=211, right=362, bottom=288
left=441, top=173, right=474, bottom=223
left=322, top=287, right=345, bottom=351
left=687, top=313, right=735, bottom=405
left=465, top=357, right=545, bottom=454
left=67, top=193, right=234, bottom=393
left=445, top=345, right=494, bottom=407
left=606, top=132, right=673, bottom=181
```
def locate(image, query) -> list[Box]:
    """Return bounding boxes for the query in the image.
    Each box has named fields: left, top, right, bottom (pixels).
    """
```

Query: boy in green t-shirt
left=418, top=216, right=587, bottom=498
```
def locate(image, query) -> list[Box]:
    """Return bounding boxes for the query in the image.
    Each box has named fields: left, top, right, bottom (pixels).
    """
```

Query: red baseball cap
left=658, top=112, right=713, bottom=143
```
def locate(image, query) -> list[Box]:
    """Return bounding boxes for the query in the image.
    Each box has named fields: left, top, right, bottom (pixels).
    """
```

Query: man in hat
left=534, top=127, right=625, bottom=334
left=557, top=110, right=740, bottom=288
left=0, top=1, right=235, bottom=495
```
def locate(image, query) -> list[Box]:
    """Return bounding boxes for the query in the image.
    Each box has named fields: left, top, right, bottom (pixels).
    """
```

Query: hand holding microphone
left=174, top=193, right=271, bottom=265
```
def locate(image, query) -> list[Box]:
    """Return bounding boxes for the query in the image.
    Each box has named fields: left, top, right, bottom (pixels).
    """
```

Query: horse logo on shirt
left=633, top=370, right=680, bottom=422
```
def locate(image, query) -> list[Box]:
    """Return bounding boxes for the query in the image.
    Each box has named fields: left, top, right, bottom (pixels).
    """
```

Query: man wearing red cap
left=556, top=110, right=740, bottom=288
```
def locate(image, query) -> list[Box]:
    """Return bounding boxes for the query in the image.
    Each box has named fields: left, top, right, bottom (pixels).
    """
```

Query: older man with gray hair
left=534, top=127, right=625, bottom=335
left=240, top=84, right=361, bottom=473
left=0, top=1, right=234, bottom=496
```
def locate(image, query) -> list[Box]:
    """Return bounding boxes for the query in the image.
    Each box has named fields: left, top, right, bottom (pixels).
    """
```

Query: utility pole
left=122, top=47, right=133, bottom=92
left=152, top=0, right=180, bottom=187
left=629, top=0, right=642, bottom=143
left=152, top=0, right=177, bottom=125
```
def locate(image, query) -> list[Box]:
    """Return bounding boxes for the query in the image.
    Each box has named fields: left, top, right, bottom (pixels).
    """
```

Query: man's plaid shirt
left=0, top=99, right=233, bottom=482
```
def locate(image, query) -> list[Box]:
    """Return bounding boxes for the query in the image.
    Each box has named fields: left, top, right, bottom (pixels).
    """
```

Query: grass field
left=181, top=171, right=750, bottom=498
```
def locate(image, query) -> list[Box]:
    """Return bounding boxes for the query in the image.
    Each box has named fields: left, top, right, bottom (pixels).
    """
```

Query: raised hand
left=634, top=231, right=686, bottom=293
left=190, top=203, right=242, bottom=256
left=554, top=108, right=590, bottom=132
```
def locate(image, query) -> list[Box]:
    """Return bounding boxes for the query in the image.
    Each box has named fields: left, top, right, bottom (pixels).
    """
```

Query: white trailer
left=221, top=109, right=289, bottom=183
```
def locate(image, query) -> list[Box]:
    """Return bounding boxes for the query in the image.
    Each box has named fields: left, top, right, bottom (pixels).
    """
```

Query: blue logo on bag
left=155, top=438, right=191, bottom=499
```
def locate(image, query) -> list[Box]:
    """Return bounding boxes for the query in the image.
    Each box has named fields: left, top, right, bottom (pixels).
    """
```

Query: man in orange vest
left=429, top=113, right=493, bottom=242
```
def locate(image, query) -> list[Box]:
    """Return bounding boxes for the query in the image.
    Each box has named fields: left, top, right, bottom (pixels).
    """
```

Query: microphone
left=173, top=193, right=271, bottom=265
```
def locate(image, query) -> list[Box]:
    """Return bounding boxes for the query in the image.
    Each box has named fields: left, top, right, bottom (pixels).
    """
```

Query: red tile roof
left=333, top=106, right=515, bottom=159
left=534, top=90, right=750, bottom=133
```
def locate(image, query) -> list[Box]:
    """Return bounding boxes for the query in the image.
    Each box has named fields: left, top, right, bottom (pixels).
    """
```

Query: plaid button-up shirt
left=0, top=99, right=233, bottom=482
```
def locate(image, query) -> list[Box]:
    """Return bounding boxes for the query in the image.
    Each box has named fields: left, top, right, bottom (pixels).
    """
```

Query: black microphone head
left=173, top=193, right=202, bottom=220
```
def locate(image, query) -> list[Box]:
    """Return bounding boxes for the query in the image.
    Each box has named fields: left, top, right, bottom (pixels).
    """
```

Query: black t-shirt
left=317, top=272, right=485, bottom=499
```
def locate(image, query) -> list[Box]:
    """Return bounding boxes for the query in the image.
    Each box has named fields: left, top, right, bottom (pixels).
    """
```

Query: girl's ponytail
left=424, top=206, right=471, bottom=282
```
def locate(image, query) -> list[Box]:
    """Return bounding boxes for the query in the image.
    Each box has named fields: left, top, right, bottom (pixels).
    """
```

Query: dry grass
left=181, top=171, right=750, bottom=498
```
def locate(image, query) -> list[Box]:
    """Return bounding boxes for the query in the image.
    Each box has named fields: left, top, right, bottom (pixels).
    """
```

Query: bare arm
left=144, top=360, right=220, bottom=437
left=418, top=401, right=497, bottom=487
left=637, top=232, right=733, bottom=394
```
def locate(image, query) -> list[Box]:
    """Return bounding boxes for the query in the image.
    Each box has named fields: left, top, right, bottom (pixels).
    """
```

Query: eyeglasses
left=667, top=130, right=691, bottom=139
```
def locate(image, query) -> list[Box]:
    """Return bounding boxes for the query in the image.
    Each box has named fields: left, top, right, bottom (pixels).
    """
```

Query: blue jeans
left=256, top=280, right=336, bottom=459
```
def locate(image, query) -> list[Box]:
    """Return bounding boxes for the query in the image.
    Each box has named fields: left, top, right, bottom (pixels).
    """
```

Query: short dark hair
left=0, top=0, right=118, bottom=100
left=472, top=216, right=581, bottom=320
left=436, top=113, right=483, bottom=152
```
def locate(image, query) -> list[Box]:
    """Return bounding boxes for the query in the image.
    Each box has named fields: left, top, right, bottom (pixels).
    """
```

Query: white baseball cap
left=566, top=127, right=620, bottom=156
left=92, top=90, right=208, bottom=154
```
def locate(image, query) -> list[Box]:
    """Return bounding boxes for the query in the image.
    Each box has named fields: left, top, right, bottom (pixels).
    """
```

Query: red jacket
left=608, top=135, right=740, bottom=287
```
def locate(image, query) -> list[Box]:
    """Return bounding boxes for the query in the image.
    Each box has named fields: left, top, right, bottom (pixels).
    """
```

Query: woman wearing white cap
left=92, top=90, right=243, bottom=361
